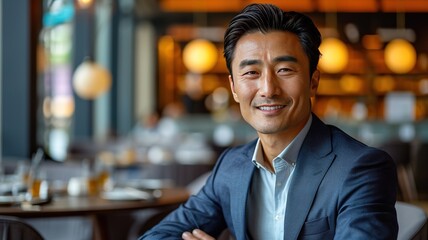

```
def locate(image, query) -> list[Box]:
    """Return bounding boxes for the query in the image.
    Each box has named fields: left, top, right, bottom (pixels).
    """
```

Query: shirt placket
left=273, top=158, right=290, bottom=240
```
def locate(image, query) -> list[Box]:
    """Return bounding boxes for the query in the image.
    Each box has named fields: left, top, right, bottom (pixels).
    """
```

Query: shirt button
left=276, top=182, right=282, bottom=187
left=275, top=215, right=281, bottom=221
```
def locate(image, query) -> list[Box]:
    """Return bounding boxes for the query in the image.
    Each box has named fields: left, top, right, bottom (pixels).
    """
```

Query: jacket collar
left=230, top=114, right=335, bottom=240
left=283, top=114, right=336, bottom=239
left=230, top=140, right=257, bottom=240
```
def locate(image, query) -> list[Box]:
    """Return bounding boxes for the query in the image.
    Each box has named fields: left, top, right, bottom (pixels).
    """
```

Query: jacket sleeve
left=334, top=148, right=398, bottom=240
left=139, top=149, right=230, bottom=240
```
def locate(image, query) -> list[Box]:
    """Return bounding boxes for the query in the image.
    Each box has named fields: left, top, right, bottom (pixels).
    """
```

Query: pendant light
left=319, top=37, right=349, bottom=73
left=384, top=6, right=416, bottom=74
left=73, top=57, right=112, bottom=99
left=318, top=8, right=349, bottom=74
left=72, top=0, right=112, bottom=100
left=182, top=4, right=218, bottom=74
left=183, top=38, right=218, bottom=74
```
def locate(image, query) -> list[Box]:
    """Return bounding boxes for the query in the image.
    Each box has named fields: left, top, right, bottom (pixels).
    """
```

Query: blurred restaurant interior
left=1, top=0, right=428, bottom=239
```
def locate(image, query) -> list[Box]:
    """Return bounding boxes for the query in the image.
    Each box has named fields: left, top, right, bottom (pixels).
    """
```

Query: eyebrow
left=273, top=55, right=298, bottom=63
left=238, top=55, right=298, bottom=69
left=239, top=59, right=261, bottom=69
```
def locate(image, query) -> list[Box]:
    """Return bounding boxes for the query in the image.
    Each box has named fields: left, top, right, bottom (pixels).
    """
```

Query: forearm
left=141, top=195, right=226, bottom=239
left=141, top=158, right=229, bottom=239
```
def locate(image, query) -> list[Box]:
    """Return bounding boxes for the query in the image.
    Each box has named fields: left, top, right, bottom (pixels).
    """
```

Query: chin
left=253, top=124, right=281, bottom=135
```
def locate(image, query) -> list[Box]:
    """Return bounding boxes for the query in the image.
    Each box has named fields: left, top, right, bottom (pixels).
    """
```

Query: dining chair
left=0, top=215, right=44, bottom=240
left=396, top=201, right=427, bottom=240
left=127, top=205, right=179, bottom=240
left=379, top=140, right=418, bottom=202
left=412, top=140, right=428, bottom=198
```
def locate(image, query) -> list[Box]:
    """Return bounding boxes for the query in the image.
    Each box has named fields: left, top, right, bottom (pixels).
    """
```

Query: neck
left=258, top=115, right=310, bottom=164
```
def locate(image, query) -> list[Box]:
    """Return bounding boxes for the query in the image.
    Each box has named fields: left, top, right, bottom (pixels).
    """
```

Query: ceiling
left=157, top=0, right=428, bottom=13
left=134, top=0, right=428, bottom=52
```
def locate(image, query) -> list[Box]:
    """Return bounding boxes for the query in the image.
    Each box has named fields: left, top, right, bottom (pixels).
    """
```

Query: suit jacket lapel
left=230, top=141, right=256, bottom=240
left=284, top=115, right=336, bottom=240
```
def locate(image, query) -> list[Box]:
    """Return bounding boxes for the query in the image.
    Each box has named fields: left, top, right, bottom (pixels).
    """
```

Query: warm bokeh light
left=72, top=59, right=112, bottom=100
left=43, top=97, right=52, bottom=118
left=319, top=38, right=349, bottom=73
left=51, top=95, right=75, bottom=118
left=77, top=0, right=93, bottom=9
left=373, top=75, right=395, bottom=93
left=183, top=39, right=218, bottom=74
left=339, top=74, right=364, bottom=93
left=384, top=39, right=416, bottom=74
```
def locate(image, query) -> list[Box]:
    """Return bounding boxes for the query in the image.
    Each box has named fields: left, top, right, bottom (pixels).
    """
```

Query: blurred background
left=1, top=1, right=428, bottom=239
left=1, top=0, right=428, bottom=195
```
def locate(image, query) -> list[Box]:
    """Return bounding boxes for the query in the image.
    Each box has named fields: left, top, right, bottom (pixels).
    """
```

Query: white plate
left=0, top=195, right=50, bottom=206
left=0, top=196, right=17, bottom=206
left=100, top=188, right=154, bottom=201
left=124, top=179, right=174, bottom=190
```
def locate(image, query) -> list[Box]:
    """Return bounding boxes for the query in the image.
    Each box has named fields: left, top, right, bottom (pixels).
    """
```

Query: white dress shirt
left=246, top=115, right=312, bottom=240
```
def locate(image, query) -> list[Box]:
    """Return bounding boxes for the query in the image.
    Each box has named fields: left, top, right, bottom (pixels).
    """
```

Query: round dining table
left=0, top=188, right=190, bottom=240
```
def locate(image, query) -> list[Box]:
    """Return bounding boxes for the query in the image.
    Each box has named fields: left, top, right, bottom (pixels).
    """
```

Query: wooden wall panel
left=318, top=0, right=378, bottom=12
left=381, top=0, right=428, bottom=12
left=245, top=0, right=315, bottom=12
left=160, top=0, right=242, bottom=12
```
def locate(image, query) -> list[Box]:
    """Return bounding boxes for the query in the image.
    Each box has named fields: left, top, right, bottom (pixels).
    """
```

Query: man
left=141, top=3, right=398, bottom=240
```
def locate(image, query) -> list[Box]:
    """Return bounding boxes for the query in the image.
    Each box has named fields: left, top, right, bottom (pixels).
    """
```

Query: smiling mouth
left=257, top=105, right=286, bottom=111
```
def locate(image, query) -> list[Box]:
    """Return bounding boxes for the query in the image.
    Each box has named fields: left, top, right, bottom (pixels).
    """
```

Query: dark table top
left=0, top=188, right=189, bottom=218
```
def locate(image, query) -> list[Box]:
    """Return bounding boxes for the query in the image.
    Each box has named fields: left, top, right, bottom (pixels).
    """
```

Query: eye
left=277, top=67, right=295, bottom=76
left=240, top=70, right=259, bottom=79
left=278, top=68, right=292, bottom=73
left=244, top=70, right=258, bottom=75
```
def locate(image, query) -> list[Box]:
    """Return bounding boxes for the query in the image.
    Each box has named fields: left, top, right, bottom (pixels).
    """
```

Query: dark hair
left=223, top=4, right=321, bottom=77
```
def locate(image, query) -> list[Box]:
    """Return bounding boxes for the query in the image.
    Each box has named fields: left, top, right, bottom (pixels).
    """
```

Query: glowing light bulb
left=183, top=39, right=218, bottom=74
left=319, top=38, right=349, bottom=73
left=385, top=39, right=416, bottom=74
left=72, top=59, right=112, bottom=100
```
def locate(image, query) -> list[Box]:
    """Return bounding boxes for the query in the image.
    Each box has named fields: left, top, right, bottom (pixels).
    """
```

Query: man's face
left=229, top=31, right=319, bottom=139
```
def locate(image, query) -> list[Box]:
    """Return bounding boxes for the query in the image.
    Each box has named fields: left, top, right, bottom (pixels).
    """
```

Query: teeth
left=259, top=106, right=283, bottom=111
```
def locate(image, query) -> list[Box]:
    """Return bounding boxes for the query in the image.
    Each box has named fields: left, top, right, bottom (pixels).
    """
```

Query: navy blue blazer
left=141, top=114, right=398, bottom=240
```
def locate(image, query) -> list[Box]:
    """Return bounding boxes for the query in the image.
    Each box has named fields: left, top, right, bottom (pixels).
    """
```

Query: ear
left=229, top=75, right=239, bottom=103
left=309, top=70, right=320, bottom=97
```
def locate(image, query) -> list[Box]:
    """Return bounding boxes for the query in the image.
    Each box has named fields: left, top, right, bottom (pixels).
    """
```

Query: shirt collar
left=251, top=114, right=313, bottom=169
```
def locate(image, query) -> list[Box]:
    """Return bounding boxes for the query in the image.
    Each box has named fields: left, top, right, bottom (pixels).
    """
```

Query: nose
left=259, top=71, right=280, bottom=98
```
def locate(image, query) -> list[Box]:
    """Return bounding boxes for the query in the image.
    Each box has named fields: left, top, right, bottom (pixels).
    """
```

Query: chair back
left=0, top=215, right=44, bottom=240
left=379, top=140, right=418, bottom=201
left=396, top=201, right=427, bottom=240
